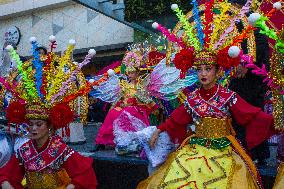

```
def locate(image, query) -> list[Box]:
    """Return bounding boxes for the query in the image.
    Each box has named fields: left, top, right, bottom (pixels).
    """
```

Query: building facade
left=0, top=0, right=133, bottom=74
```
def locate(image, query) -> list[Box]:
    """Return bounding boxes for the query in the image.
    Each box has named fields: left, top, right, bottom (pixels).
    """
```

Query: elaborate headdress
left=122, top=43, right=165, bottom=74
left=151, top=0, right=282, bottom=78
left=2, top=36, right=96, bottom=132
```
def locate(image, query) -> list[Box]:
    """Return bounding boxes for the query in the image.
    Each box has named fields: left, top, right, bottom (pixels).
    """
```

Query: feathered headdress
left=2, top=35, right=96, bottom=132
left=151, top=0, right=283, bottom=130
left=151, top=0, right=282, bottom=79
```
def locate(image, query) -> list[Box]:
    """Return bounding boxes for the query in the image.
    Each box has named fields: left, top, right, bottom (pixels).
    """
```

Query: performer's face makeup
left=127, top=71, right=138, bottom=82
left=28, top=119, right=49, bottom=141
left=197, top=65, right=218, bottom=89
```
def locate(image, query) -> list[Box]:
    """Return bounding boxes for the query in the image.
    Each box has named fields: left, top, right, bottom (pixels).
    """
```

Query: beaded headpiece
left=25, top=104, right=49, bottom=120
left=194, top=50, right=217, bottom=66
left=3, top=36, right=96, bottom=130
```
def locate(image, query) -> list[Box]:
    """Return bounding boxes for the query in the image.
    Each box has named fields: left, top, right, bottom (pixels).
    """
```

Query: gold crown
left=194, top=50, right=217, bottom=66
left=125, top=66, right=138, bottom=73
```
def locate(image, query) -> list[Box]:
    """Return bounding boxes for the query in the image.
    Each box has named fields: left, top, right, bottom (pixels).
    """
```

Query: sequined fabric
left=185, top=85, right=237, bottom=122
left=137, top=145, right=260, bottom=189
left=195, top=117, right=235, bottom=139
left=16, top=136, right=74, bottom=188
left=26, top=169, right=71, bottom=189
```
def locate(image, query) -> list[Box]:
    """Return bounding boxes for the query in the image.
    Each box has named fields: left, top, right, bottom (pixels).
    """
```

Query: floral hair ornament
left=123, top=51, right=142, bottom=73
left=3, top=36, right=96, bottom=135
left=122, top=42, right=165, bottom=73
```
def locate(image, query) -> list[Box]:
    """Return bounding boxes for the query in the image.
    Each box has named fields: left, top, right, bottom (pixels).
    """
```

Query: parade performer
left=94, top=48, right=156, bottom=148
left=94, top=47, right=158, bottom=150
left=92, top=44, right=197, bottom=154
left=240, top=1, right=284, bottom=187
left=137, top=0, right=279, bottom=188
left=0, top=36, right=97, bottom=189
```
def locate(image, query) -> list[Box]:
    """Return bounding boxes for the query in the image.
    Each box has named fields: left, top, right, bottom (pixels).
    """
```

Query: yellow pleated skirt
left=273, top=162, right=284, bottom=189
left=137, top=143, right=262, bottom=189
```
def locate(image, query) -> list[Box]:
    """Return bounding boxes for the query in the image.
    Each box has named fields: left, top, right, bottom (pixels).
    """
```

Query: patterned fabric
left=25, top=168, right=71, bottom=189
left=17, top=136, right=74, bottom=172
left=185, top=85, right=237, bottom=121
left=137, top=145, right=260, bottom=189
left=159, top=145, right=234, bottom=188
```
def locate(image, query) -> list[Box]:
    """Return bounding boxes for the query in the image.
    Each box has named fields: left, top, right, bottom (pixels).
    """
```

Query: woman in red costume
left=139, top=59, right=275, bottom=188
left=0, top=104, right=97, bottom=189
left=137, top=1, right=277, bottom=188
left=0, top=36, right=97, bottom=189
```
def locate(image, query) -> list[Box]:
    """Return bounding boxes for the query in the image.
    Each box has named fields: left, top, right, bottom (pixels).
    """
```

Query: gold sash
left=195, top=117, right=236, bottom=138
left=26, top=168, right=71, bottom=189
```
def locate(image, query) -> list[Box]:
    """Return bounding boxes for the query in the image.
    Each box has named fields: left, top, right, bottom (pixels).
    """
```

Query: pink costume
left=95, top=80, right=157, bottom=146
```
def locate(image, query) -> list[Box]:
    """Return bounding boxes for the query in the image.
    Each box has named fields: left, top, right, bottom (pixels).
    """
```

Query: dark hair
left=215, top=64, right=220, bottom=70
left=35, top=46, right=48, bottom=55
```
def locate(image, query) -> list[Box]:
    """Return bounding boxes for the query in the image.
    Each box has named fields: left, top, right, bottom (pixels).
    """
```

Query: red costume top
left=158, top=85, right=275, bottom=149
left=0, top=136, right=97, bottom=189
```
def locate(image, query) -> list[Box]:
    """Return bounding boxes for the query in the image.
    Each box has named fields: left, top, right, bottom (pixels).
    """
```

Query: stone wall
left=0, top=1, right=133, bottom=56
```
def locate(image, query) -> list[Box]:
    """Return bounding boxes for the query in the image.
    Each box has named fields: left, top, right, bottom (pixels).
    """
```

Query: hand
left=66, top=184, right=75, bottom=189
left=235, top=64, right=248, bottom=78
left=1, top=181, right=14, bottom=189
left=149, top=129, right=161, bottom=149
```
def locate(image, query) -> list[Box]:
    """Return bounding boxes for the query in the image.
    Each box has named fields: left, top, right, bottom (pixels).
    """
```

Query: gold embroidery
left=195, top=117, right=235, bottom=139
left=26, top=169, right=71, bottom=189
left=157, top=145, right=234, bottom=189
left=203, top=152, right=233, bottom=188
left=159, top=146, right=193, bottom=189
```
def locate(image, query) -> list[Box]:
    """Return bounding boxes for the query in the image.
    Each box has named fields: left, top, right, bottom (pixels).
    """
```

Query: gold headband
left=25, top=104, right=49, bottom=120
left=194, top=50, right=217, bottom=66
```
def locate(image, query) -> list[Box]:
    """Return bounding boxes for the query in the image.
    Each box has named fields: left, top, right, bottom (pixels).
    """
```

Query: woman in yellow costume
left=136, top=0, right=282, bottom=188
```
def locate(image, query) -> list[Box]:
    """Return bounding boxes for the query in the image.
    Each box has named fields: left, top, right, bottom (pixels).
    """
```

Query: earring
left=48, top=128, right=52, bottom=136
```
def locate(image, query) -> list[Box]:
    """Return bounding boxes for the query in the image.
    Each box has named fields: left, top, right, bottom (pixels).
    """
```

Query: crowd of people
left=0, top=0, right=283, bottom=188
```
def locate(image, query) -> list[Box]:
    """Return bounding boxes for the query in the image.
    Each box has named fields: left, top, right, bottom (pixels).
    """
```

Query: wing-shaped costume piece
left=146, top=57, right=198, bottom=100
left=90, top=74, right=124, bottom=103
left=0, top=133, right=12, bottom=168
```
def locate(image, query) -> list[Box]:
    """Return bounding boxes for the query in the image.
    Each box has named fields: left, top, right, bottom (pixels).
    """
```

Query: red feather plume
left=173, top=48, right=194, bottom=78
left=49, top=103, right=74, bottom=130
left=217, top=47, right=240, bottom=69
left=6, top=101, right=26, bottom=124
